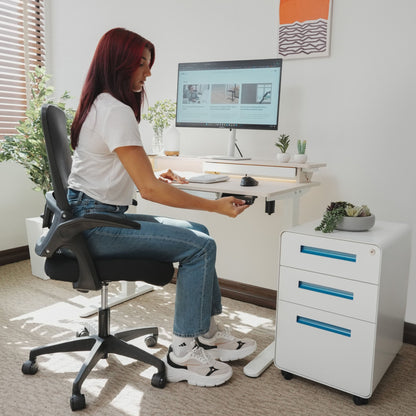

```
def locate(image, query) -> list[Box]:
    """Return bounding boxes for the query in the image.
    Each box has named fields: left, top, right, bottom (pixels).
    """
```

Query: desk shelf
left=203, top=158, right=326, bottom=183
left=151, top=155, right=326, bottom=183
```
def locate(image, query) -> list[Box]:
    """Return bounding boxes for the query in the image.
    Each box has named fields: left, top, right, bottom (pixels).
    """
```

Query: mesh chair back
left=41, top=104, right=72, bottom=212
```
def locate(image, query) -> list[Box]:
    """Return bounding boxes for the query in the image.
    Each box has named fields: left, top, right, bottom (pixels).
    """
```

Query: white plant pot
left=293, top=153, right=307, bottom=163
left=25, top=217, right=48, bottom=280
left=276, top=153, right=290, bottom=163
left=336, top=214, right=376, bottom=232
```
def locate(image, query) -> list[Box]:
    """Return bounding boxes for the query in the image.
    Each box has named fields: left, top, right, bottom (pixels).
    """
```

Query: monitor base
left=205, top=155, right=251, bottom=161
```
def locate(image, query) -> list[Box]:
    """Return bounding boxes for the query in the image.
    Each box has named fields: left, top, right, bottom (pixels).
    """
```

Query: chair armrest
left=34, top=192, right=143, bottom=291
left=36, top=213, right=140, bottom=257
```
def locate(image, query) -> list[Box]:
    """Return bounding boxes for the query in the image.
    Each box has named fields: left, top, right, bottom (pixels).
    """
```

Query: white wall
left=1, top=0, right=415, bottom=323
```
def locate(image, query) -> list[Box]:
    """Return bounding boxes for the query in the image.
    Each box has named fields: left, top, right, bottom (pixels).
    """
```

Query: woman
left=68, top=28, right=256, bottom=387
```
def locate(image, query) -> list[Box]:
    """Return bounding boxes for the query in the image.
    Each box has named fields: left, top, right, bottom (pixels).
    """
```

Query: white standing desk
left=81, top=156, right=325, bottom=378
left=170, top=177, right=316, bottom=378
left=154, top=156, right=326, bottom=222
left=154, top=156, right=326, bottom=378
left=171, top=175, right=317, bottom=221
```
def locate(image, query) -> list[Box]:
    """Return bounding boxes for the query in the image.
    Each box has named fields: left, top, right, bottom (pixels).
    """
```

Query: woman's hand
left=213, top=196, right=250, bottom=218
left=159, top=169, right=188, bottom=184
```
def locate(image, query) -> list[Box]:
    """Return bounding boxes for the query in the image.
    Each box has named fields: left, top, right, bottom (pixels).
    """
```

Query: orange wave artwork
left=278, top=0, right=333, bottom=59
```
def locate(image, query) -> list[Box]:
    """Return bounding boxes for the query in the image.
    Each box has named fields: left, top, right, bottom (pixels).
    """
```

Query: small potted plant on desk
left=315, top=201, right=375, bottom=233
left=275, top=134, right=290, bottom=162
left=294, top=139, right=307, bottom=163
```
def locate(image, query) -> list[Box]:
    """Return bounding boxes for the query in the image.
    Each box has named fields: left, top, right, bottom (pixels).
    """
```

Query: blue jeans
left=67, top=189, right=222, bottom=337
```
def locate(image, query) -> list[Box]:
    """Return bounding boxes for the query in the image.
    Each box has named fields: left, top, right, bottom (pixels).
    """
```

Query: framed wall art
left=278, top=0, right=333, bottom=59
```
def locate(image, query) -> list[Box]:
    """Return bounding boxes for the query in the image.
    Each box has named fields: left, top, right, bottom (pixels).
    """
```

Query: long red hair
left=71, top=28, right=155, bottom=148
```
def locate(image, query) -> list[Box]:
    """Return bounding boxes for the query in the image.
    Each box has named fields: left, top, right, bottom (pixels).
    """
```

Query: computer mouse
left=240, top=175, right=258, bottom=187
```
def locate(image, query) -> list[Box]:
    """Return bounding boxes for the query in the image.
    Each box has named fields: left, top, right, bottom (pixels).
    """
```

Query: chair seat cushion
left=45, top=254, right=174, bottom=286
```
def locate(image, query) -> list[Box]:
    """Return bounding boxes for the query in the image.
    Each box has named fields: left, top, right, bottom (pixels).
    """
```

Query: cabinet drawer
left=275, top=301, right=376, bottom=397
left=280, top=232, right=381, bottom=284
left=279, top=266, right=378, bottom=322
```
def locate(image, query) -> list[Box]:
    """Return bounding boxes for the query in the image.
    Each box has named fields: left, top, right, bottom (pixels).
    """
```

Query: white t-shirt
left=68, top=93, right=143, bottom=205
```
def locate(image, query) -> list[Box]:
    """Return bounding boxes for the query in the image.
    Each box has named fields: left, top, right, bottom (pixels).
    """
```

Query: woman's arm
left=115, top=146, right=249, bottom=218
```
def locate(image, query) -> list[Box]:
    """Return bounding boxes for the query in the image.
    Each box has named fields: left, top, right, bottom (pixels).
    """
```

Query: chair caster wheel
left=76, top=327, right=89, bottom=337
left=70, top=393, right=86, bottom=411
left=151, top=372, right=167, bottom=388
left=22, top=360, right=38, bottom=375
left=353, top=395, right=369, bottom=406
left=145, top=335, right=158, bottom=347
left=281, top=370, right=293, bottom=380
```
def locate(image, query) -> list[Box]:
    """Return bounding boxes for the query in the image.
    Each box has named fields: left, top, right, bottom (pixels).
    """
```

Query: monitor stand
left=206, top=129, right=251, bottom=161
left=206, top=155, right=251, bottom=161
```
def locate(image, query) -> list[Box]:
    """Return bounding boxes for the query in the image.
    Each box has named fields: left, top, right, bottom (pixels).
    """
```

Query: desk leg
left=244, top=189, right=309, bottom=378
left=79, top=281, right=154, bottom=318
left=243, top=341, right=275, bottom=377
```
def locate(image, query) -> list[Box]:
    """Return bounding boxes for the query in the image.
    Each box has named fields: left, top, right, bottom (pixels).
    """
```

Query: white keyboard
left=188, top=174, right=229, bottom=184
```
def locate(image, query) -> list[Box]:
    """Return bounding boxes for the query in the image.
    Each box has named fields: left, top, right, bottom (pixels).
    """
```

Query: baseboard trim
left=0, top=246, right=29, bottom=266
left=170, top=274, right=277, bottom=309
left=404, top=322, right=416, bottom=346
left=218, top=277, right=277, bottom=309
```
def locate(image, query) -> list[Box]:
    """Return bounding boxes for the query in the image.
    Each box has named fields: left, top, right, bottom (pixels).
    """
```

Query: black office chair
left=21, top=104, right=174, bottom=411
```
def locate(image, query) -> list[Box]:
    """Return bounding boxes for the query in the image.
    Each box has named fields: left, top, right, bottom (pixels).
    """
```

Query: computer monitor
left=175, top=58, right=282, bottom=159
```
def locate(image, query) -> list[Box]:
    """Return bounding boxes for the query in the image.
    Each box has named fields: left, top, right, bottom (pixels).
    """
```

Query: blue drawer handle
left=298, top=281, right=354, bottom=300
left=300, top=245, right=357, bottom=262
left=297, top=316, right=351, bottom=337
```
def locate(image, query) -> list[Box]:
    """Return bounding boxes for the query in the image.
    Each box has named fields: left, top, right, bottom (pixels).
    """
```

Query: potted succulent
left=294, top=139, right=307, bottom=163
left=0, top=66, right=74, bottom=279
left=275, top=133, right=290, bottom=162
left=315, top=201, right=375, bottom=233
left=143, top=98, right=177, bottom=155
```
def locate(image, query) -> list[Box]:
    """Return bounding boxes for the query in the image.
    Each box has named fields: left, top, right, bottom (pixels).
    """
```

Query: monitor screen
left=176, top=58, right=282, bottom=131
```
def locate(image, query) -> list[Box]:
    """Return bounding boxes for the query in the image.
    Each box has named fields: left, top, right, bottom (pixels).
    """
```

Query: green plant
left=0, top=66, right=75, bottom=194
left=275, top=134, right=290, bottom=153
left=297, top=139, right=307, bottom=154
left=315, top=201, right=372, bottom=233
left=143, top=99, right=176, bottom=137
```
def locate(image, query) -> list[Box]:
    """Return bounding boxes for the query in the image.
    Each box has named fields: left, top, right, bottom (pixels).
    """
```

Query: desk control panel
left=221, top=193, right=257, bottom=205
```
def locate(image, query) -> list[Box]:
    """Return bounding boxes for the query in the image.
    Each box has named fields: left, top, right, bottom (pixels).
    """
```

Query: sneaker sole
left=163, top=358, right=233, bottom=387
left=208, top=342, right=257, bottom=362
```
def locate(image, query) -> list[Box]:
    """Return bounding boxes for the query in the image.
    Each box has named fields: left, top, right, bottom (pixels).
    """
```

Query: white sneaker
left=163, top=343, right=232, bottom=387
left=196, top=327, right=257, bottom=362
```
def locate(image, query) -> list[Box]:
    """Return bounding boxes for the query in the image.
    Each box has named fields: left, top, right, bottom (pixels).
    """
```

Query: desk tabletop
left=170, top=174, right=318, bottom=201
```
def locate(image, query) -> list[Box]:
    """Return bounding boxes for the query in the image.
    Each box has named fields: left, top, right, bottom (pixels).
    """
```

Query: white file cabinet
left=275, top=220, right=411, bottom=405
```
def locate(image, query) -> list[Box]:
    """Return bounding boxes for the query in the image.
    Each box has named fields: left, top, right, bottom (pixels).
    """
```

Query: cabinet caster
left=145, top=335, right=158, bottom=347
left=70, top=393, right=86, bottom=411
left=151, top=371, right=167, bottom=388
left=281, top=370, right=294, bottom=380
left=353, top=395, right=369, bottom=406
left=22, top=360, right=38, bottom=375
